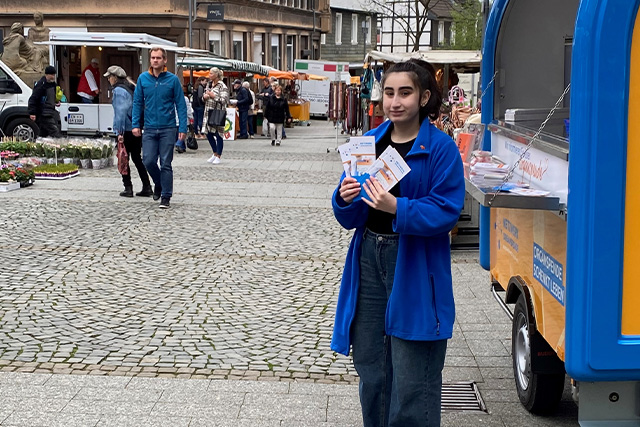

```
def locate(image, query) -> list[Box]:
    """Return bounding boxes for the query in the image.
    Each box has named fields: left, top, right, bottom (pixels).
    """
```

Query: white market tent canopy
left=365, top=50, right=482, bottom=72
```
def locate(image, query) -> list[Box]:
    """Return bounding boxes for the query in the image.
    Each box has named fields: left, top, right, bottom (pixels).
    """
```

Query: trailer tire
left=512, top=294, right=564, bottom=414
left=6, top=118, right=38, bottom=142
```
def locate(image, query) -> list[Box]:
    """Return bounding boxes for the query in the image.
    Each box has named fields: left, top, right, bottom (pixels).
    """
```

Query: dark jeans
left=37, top=113, right=62, bottom=138
left=193, top=106, right=204, bottom=134
left=81, top=97, right=93, bottom=104
left=121, top=131, right=150, bottom=189
left=248, top=114, right=254, bottom=136
left=142, top=127, right=176, bottom=198
left=353, top=228, right=447, bottom=427
left=206, top=131, right=223, bottom=156
left=238, top=109, right=248, bottom=138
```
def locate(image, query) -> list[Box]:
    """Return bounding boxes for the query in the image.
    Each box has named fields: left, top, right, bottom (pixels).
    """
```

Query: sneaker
left=275, top=141, right=281, bottom=146
left=212, top=157, right=221, bottom=164
left=159, top=197, right=170, bottom=209
left=249, top=135, right=254, bottom=139
left=207, top=154, right=217, bottom=163
left=153, top=186, right=162, bottom=201
left=175, top=146, right=185, bottom=153
left=271, top=140, right=275, bottom=146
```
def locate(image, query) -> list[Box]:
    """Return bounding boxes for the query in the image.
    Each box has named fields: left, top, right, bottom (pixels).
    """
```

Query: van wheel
left=7, top=118, right=38, bottom=142
left=512, top=294, right=565, bottom=414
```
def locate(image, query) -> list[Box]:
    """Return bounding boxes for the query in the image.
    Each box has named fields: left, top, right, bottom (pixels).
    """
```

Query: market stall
left=468, top=0, right=640, bottom=424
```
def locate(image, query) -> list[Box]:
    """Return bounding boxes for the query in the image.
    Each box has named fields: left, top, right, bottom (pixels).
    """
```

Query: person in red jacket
left=77, top=58, right=100, bottom=103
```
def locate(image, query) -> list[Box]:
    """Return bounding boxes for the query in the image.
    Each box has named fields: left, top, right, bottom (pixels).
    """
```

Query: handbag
left=207, top=105, right=227, bottom=127
left=186, top=135, right=198, bottom=150
left=116, top=137, right=129, bottom=175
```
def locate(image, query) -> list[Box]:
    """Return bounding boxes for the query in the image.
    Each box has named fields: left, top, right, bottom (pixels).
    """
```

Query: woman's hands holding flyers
left=339, top=177, right=361, bottom=204
left=362, top=177, right=397, bottom=214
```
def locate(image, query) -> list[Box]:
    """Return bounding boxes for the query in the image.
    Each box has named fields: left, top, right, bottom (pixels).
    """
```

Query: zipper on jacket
left=430, top=274, right=440, bottom=335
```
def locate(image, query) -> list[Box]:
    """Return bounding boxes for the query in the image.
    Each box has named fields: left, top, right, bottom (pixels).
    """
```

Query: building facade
left=319, top=0, right=376, bottom=65
left=0, top=0, right=331, bottom=71
left=376, top=0, right=454, bottom=53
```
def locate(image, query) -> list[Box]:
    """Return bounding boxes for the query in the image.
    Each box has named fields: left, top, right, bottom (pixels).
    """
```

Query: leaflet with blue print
left=338, top=136, right=376, bottom=177
left=366, top=145, right=411, bottom=192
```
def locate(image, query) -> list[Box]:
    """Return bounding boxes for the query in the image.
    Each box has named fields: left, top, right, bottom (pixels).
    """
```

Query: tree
left=360, top=0, right=452, bottom=52
left=450, top=0, right=482, bottom=50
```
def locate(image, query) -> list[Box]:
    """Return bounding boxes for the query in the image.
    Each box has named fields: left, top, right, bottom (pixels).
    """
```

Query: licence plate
left=68, top=113, right=84, bottom=125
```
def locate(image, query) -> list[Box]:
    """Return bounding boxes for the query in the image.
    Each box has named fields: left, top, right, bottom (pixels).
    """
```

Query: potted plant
left=91, top=146, right=103, bottom=169
left=79, top=146, right=92, bottom=169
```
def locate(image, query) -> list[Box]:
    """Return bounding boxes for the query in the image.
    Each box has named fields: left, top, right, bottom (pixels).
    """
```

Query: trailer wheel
left=512, top=294, right=565, bottom=414
left=7, top=118, right=38, bottom=142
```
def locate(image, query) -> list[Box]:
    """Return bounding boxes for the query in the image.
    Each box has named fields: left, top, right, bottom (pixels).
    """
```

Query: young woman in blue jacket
left=332, top=59, right=465, bottom=427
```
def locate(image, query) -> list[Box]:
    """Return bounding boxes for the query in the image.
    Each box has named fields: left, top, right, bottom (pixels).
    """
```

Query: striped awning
left=177, top=57, right=271, bottom=76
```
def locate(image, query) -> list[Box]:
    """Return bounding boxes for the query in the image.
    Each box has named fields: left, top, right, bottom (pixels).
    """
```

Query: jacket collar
left=148, top=66, right=168, bottom=77
left=369, top=119, right=433, bottom=156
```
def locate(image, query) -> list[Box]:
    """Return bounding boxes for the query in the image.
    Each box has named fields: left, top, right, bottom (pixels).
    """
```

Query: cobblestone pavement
left=0, top=121, right=579, bottom=426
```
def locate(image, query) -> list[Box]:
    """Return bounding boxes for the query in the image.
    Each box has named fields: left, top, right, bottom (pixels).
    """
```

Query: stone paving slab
left=0, top=120, right=580, bottom=426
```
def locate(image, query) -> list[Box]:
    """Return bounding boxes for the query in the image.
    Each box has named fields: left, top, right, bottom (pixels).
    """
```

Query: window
left=209, top=30, right=223, bottom=56
left=438, top=21, right=444, bottom=45
left=365, top=16, right=372, bottom=44
left=351, top=14, right=358, bottom=44
left=301, top=0, right=307, bottom=9
left=271, top=34, right=281, bottom=69
left=233, top=32, right=244, bottom=60
left=253, top=34, right=263, bottom=64
left=286, top=35, right=295, bottom=70
left=335, top=13, right=342, bottom=45
left=321, top=33, right=326, bottom=45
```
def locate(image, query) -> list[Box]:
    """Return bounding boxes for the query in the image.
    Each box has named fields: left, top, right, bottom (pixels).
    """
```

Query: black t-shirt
left=365, top=131, right=415, bottom=234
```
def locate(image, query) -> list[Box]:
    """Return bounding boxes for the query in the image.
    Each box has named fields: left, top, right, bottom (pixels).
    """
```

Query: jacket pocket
left=430, top=274, right=440, bottom=335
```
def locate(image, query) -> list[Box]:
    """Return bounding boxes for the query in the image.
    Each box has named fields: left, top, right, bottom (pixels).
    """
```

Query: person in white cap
left=77, top=58, right=100, bottom=103
left=104, top=65, right=152, bottom=198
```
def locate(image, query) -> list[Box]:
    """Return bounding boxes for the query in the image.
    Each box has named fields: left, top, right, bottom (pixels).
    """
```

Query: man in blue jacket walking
left=232, top=79, right=251, bottom=139
left=132, top=47, right=187, bottom=209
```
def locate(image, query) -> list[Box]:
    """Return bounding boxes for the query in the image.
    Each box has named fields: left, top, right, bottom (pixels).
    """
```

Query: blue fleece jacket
left=132, top=69, right=187, bottom=133
left=331, top=119, right=465, bottom=356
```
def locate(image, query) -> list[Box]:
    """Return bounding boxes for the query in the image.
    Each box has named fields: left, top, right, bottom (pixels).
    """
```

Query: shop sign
left=207, top=5, right=225, bottom=22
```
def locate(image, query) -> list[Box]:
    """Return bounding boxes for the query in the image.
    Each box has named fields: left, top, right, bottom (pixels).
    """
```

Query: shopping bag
left=208, top=108, right=226, bottom=127
left=116, top=138, right=129, bottom=175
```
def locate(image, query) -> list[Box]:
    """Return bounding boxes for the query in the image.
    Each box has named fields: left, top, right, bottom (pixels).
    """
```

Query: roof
left=365, top=49, right=481, bottom=72
left=330, top=0, right=372, bottom=13
left=427, top=0, right=455, bottom=19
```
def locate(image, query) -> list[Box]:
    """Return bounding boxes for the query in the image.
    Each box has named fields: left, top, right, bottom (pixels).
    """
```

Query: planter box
left=0, top=182, right=20, bottom=192
left=34, top=171, right=79, bottom=180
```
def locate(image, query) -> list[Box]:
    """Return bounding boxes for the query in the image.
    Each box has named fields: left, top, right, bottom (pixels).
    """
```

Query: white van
left=0, top=60, right=39, bottom=141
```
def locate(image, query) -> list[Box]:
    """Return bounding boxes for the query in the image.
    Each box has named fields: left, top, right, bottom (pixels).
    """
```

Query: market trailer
left=471, top=0, right=640, bottom=424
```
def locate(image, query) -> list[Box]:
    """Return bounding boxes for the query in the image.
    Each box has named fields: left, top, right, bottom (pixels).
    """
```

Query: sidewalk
left=0, top=120, right=579, bottom=426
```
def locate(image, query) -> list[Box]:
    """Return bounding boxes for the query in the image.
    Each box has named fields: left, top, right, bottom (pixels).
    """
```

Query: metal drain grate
left=441, top=382, right=487, bottom=412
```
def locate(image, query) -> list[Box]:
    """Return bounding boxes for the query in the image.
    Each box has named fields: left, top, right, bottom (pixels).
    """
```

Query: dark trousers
left=238, top=109, right=248, bottom=138
left=193, top=107, right=204, bottom=134
left=37, top=113, right=62, bottom=138
left=121, top=131, right=151, bottom=188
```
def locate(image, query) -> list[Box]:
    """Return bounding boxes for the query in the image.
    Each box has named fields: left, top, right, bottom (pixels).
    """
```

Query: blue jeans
left=142, top=127, right=176, bottom=198
left=206, top=131, right=223, bottom=156
left=194, top=107, right=204, bottom=134
left=353, top=229, right=448, bottom=427
left=238, top=109, right=248, bottom=137
left=248, top=114, right=254, bottom=136
left=81, top=97, right=93, bottom=104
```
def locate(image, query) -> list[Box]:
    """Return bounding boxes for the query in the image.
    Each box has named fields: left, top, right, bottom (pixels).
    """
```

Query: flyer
left=337, top=142, right=352, bottom=177
left=366, top=146, right=411, bottom=192
left=348, top=136, right=376, bottom=176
